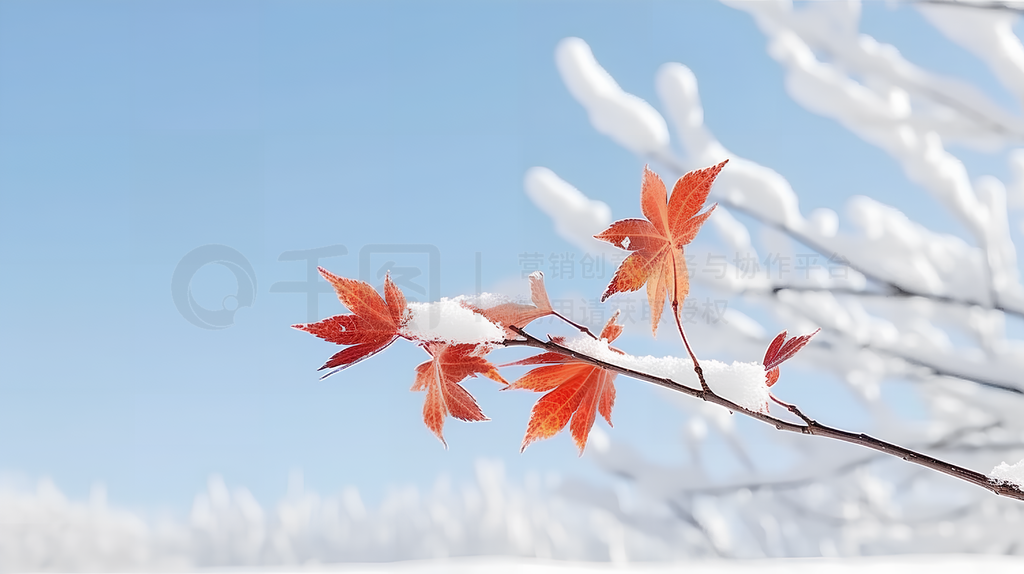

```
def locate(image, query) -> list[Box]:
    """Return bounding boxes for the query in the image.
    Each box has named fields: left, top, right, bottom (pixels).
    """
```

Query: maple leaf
left=595, top=161, right=727, bottom=335
left=763, top=328, right=820, bottom=387
left=412, top=342, right=508, bottom=447
left=505, top=312, right=624, bottom=455
left=292, top=267, right=408, bottom=378
left=466, top=271, right=553, bottom=338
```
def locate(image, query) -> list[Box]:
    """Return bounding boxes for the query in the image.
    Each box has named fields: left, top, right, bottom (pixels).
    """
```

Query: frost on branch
left=559, top=335, right=771, bottom=415
left=919, top=2, right=1024, bottom=105
left=991, top=459, right=1024, bottom=490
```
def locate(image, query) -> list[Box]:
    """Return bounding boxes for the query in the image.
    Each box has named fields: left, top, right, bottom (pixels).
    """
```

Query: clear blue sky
left=0, top=0, right=1020, bottom=512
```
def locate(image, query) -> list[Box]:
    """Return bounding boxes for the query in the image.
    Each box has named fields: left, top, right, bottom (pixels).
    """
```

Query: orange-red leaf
left=292, top=268, right=409, bottom=377
left=507, top=313, right=623, bottom=455
left=762, top=328, right=820, bottom=387
left=595, top=161, right=727, bottom=335
left=469, top=272, right=554, bottom=338
left=413, top=342, right=507, bottom=447
left=600, top=250, right=661, bottom=301
left=641, top=166, right=670, bottom=236
left=594, top=218, right=665, bottom=252
left=667, top=160, right=727, bottom=241
left=598, top=311, right=624, bottom=342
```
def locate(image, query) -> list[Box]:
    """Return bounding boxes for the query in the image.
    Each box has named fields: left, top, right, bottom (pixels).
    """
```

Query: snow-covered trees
left=524, top=0, right=1024, bottom=557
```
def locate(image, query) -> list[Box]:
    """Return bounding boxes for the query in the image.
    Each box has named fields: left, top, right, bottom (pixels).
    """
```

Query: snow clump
left=990, top=459, right=1024, bottom=489
left=563, top=336, right=770, bottom=414
left=400, top=298, right=505, bottom=344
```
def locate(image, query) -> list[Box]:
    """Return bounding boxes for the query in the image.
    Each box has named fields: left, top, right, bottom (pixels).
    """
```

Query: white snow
left=918, top=2, right=1024, bottom=103
left=523, top=167, right=614, bottom=253
left=7, top=471, right=1024, bottom=572
left=561, top=337, right=771, bottom=414
left=990, top=459, right=1024, bottom=489
left=354, top=555, right=1024, bottom=573
left=555, top=37, right=670, bottom=155
left=400, top=298, right=505, bottom=344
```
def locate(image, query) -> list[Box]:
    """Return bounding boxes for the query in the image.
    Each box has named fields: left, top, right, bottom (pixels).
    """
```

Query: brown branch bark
left=503, top=327, right=1024, bottom=502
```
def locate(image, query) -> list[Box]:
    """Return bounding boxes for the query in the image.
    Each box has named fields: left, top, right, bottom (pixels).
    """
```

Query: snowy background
left=4, top=0, right=1024, bottom=570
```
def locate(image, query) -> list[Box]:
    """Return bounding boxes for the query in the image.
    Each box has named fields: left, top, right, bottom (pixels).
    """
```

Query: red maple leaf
left=505, top=312, right=625, bottom=455
left=763, top=328, right=820, bottom=387
left=467, top=271, right=554, bottom=338
left=412, top=342, right=508, bottom=447
left=595, top=161, right=726, bottom=335
left=292, top=267, right=408, bottom=378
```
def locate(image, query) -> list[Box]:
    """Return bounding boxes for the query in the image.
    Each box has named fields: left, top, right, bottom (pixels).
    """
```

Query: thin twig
left=551, top=310, right=598, bottom=339
left=766, top=283, right=1021, bottom=320
left=769, top=393, right=814, bottom=425
left=915, top=0, right=1024, bottom=13
left=746, top=285, right=1024, bottom=395
left=503, top=327, right=1024, bottom=502
left=872, top=345, right=1024, bottom=395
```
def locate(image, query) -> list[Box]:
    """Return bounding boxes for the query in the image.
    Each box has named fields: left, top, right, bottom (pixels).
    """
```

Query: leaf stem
left=669, top=254, right=709, bottom=393
left=672, top=300, right=709, bottom=393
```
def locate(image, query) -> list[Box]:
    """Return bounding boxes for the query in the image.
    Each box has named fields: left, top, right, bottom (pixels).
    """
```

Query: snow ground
left=215, top=555, right=1024, bottom=574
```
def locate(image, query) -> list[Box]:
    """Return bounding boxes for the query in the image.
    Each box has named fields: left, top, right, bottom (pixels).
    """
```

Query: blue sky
left=1, top=0, right=1021, bottom=513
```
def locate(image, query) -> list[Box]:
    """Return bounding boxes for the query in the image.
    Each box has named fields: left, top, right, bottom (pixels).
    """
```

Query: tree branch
left=765, top=283, right=1023, bottom=321
left=915, top=0, right=1024, bottom=13
left=503, top=327, right=1024, bottom=502
left=759, top=288, right=1024, bottom=395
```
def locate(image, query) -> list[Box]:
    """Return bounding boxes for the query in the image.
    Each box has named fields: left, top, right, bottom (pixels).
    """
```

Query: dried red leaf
left=293, top=267, right=408, bottom=378
left=468, top=272, right=554, bottom=338
left=596, top=161, right=726, bottom=335
left=412, top=342, right=508, bottom=447
left=763, top=328, right=820, bottom=387
left=505, top=313, right=624, bottom=455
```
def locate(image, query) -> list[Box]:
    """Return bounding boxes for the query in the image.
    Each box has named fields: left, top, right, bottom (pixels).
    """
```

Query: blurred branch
left=915, top=0, right=1024, bottom=14
left=653, top=151, right=1024, bottom=318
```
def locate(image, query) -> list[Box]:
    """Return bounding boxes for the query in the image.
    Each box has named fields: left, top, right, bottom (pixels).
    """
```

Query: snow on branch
left=557, top=335, right=771, bottom=415
left=991, top=458, right=1024, bottom=489
left=400, top=298, right=506, bottom=344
